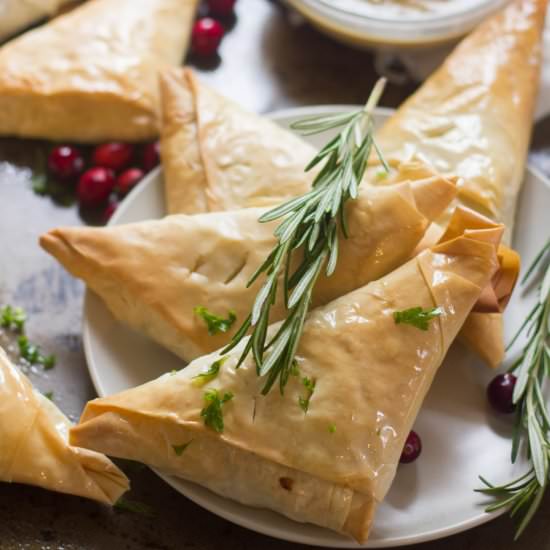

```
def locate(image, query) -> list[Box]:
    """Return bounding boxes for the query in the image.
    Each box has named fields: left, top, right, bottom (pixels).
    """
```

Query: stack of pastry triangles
left=35, top=0, right=547, bottom=543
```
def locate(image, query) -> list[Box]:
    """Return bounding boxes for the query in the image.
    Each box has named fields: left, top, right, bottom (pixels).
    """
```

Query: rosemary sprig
left=477, top=239, right=550, bottom=539
left=223, top=79, right=388, bottom=395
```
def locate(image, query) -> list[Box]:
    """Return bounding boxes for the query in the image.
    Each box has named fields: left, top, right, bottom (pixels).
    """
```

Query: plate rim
left=82, top=105, right=550, bottom=548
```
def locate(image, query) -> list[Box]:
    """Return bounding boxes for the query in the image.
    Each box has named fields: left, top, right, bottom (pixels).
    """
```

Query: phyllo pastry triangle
left=377, top=0, right=546, bottom=366
left=377, top=0, right=546, bottom=239
left=41, top=165, right=456, bottom=362
left=0, top=346, right=128, bottom=503
left=0, top=0, right=198, bottom=142
left=70, top=220, right=503, bottom=543
left=160, top=68, right=316, bottom=214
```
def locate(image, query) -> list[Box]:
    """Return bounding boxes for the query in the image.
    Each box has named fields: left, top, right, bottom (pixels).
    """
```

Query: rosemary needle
left=477, top=239, right=550, bottom=539
left=223, top=78, right=389, bottom=395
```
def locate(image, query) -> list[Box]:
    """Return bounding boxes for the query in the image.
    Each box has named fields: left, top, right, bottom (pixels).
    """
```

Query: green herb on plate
left=0, top=305, right=26, bottom=332
left=201, top=389, right=234, bottom=433
left=393, top=306, right=442, bottom=331
left=172, top=441, right=193, bottom=456
left=223, top=78, right=388, bottom=396
left=114, top=497, right=154, bottom=517
left=192, top=357, right=227, bottom=387
left=299, top=376, right=316, bottom=413
left=18, top=335, right=56, bottom=369
left=194, top=306, right=237, bottom=336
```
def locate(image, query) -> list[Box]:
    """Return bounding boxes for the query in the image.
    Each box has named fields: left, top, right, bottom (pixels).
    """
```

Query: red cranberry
left=92, top=142, right=134, bottom=171
left=102, top=200, right=119, bottom=224
left=192, top=18, right=224, bottom=57
left=487, top=373, right=517, bottom=413
left=207, top=0, right=236, bottom=16
left=142, top=141, right=160, bottom=172
left=47, top=145, right=84, bottom=181
left=77, top=167, right=116, bottom=207
left=117, top=168, right=144, bottom=196
left=400, top=430, right=422, bottom=464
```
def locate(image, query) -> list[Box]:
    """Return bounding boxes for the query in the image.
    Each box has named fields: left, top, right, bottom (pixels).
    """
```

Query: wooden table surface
left=1, top=1, right=549, bottom=549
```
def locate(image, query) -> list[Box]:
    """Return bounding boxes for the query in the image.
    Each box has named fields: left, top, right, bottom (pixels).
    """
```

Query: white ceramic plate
left=83, top=107, right=550, bottom=548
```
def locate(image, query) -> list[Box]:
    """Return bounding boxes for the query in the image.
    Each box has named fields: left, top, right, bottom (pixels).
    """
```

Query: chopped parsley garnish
left=172, top=441, right=193, bottom=456
left=329, top=423, right=336, bottom=433
left=0, top=305, right=26, bottom=332
left=114, top=498, right=154, bottom=517
left=192, top=357, right=227, bottom=387
left=18, top=335, right=56, bottom=369
left=298, top=376, right=316, bottom=413
left=393, top=306, right=442, bottom=331
left=200, top=389, right=234, bottom=433
left=194, top=306, right=237, bottom=336
left=43, top=391, right=54, bottom=401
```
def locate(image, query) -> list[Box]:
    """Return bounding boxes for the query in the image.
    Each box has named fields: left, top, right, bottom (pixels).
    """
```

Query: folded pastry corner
left=70, top=216, right=502, bottom=542
left=0, top=0, right=198, bottom=142
left=40, top=166, right=456, bottom=362
left=160, top=67, right=317, bottom=214
left=0, top=346, right=128, bottom=504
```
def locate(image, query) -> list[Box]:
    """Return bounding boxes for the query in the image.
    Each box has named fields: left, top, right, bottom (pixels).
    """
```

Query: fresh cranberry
left=92, top=143, right=134, bottom=171
left=77, top=167, right=116, bottom=207
left=487, top=373, right=517, bottom=413
left=102, top=200, right=119, bottom=224
left=117, top=168, right=144, bottom=196
left=192, top=18, right=224, bottom=57
left=142, top=141, right=160, bottom=172
left=400, top=430, right=422, bottom=464
left=207, top=0, right=236, bottom=16
left=47, top=145, right=84, bottom=181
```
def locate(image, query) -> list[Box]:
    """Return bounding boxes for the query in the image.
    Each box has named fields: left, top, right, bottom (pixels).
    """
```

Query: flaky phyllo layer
left=0, top=347, right=128, bottom=503
left=70, top=218, right=503, bottom=543
left=158, top=0, right=546, bottom=368
left=41, top=164, right=456, bottom=362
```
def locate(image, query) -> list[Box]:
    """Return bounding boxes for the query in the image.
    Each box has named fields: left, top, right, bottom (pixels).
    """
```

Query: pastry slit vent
left=191, top=255, right=207, bottom=274
left=224, top=255, right=248, bottom=285
left=279, top=477, right=294, bottom=492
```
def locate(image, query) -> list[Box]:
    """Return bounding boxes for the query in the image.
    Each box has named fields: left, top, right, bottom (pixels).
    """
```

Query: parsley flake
left=192, top=357, right=227, bottom=388
left=393, top=306, right=442, bottom=331
left=43, top=391, right=54, bottom=401
left=172, top=441, right=193, bottom=456
left=0, top=305, right=26, bottom=332
left=329, top=424, right=336, bottom=433
left=299, top=376, right=316, bottom=413
left=17, top=335, right=56, bottom=369
left=200, top=389, right=234, bottom=433
left=194, top=306, right=237, bottom=336
left=114, top=498, right=154, bottom=517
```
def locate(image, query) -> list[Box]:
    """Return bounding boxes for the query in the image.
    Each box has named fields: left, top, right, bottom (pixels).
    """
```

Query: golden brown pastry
left=160, top=68, right=316, bottom=214
left=377, top=0, right=546, bottom=366
left=70, top=220, right=503, bottom=543
left=0, top=0, right=198, bottom=142
left=377, top=0, right=546, bottom=239
left=41, top=165, right=456, bottom=362
left=0, top=346, right=128, bottom=503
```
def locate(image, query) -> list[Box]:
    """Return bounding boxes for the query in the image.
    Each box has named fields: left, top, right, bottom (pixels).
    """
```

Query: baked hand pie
left=70, top=221, right=503, bottom=543
left=41, top=164, right=456, bottom=362
left=377, top=0, right=546, bottom=366
left=0, top=345, right=128, bottom=503
left=0, top=0, right=198, bottom=142
left=160, top=68, right=316, bottom=214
